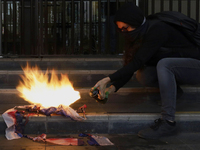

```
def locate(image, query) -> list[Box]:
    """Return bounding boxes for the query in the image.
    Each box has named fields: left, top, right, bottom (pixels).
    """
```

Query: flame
left=16, top=63, right=80, bottom=107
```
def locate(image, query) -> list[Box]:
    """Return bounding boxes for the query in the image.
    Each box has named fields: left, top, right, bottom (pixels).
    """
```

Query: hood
left=114, top=3, right=145, bottom=28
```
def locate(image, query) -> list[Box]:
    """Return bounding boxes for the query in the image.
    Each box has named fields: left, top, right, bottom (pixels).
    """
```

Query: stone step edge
left=1, top=112, right=200, bottom=122
left=1, top=113, right=200, bottom=135
left=0, top=88, right=159, bottom=93
left=1, top=87, right=200, bottom=93
left=0, top=70, right=117, bottom=75
left=0, top=57, right=123, bottom=62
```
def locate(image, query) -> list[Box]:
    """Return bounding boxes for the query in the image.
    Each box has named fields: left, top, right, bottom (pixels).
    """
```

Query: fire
left=16, top=63, right=80, bottom=108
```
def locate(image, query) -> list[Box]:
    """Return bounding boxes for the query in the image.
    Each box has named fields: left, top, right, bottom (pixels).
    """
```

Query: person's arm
left=92, top=22, right=169, bottom=99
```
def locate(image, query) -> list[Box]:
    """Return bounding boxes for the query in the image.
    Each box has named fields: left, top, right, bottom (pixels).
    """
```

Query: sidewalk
left=0, top=133, right=200, bottom=150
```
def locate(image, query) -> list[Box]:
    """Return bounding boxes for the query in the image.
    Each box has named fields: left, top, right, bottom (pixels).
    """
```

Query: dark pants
left=136, top=58, right=200, bottom=121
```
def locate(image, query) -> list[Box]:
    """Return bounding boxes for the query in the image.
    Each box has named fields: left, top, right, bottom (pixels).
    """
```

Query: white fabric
left=91, top=135, right=114, bottom=146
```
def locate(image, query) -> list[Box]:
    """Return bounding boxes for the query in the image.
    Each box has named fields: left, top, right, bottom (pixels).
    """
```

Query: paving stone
left=0, top=133, right=200, bottom=150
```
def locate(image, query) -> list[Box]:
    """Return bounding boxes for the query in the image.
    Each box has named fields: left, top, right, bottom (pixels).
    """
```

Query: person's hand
left=90, top=77, right=116, bottom=104
left=93, top=77, right=111, bottom=100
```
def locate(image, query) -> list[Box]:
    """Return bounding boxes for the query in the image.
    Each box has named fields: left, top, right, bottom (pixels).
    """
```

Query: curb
left=1, top=112, right=200, bottom=135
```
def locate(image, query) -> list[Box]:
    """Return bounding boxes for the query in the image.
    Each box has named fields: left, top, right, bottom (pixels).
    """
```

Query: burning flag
left=2, top=63, right=114, bottom=146
left=2, top=63, right=87, bottom=140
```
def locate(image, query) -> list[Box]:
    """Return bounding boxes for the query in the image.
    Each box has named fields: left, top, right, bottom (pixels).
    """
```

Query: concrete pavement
left=0, top=133, right=200, bottom=150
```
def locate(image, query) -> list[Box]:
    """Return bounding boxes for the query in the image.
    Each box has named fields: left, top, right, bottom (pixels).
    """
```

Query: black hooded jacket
left=109, top=3, right=200, bottom=91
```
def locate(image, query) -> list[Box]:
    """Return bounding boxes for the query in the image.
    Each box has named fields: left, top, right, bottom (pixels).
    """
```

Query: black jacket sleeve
left=111, top=72, right=134, bottom=92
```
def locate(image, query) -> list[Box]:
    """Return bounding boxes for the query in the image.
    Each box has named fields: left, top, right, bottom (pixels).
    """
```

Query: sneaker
left=137, top=118, right=177, bottom=139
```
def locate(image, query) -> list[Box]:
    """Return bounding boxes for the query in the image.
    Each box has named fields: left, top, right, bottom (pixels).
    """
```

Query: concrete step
left=0, top=57, right=123, bottom=70
left=1, top=112, right=200, bottom=135
left=0, top=70, right=143, bottom=89
left=0, top=57, right=199, bottom=91
left=0, top=88, right=199, bottom=114
left=0, top=57, right=141, bottom=88
left=0, top=88, right=200, bottom=134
